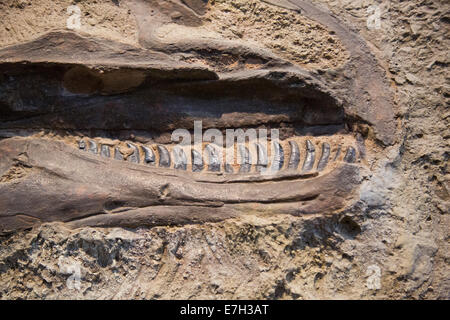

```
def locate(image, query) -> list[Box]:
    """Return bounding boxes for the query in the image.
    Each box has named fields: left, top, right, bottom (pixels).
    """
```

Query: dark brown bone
left=0, top=138, right=360, bottom=233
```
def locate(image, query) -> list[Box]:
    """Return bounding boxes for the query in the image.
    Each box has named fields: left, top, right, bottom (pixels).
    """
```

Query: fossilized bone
left=0, top=0, right=396, bottom=234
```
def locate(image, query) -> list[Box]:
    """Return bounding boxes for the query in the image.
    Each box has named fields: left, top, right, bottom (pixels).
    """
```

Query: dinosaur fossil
left=0, top=0, right=396, bottom=234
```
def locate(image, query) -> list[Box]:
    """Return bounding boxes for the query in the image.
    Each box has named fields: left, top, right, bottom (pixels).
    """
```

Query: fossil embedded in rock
left=302, top=140, right=316, bottom=172
left=239, top=145, right=252, bottom=173
left=333, top=145, right=342, bottom=161
left=88, top=140, right=98, bottom=154
left=288, top=141, right=300, bottom=170
left=205, top=144, right=221, bottom=172
left=0, top=0, right=395, bottom=234
left=191, top=149, right=204, bottom=172
left=142, top=146, right=156, bottom=165
left=173, top=146, right=187, bottom=171
left=100, top=145, right=111, bottom=158
left=317, top=142, right=330, bottom=172
left=344, top=146, right=357, bottom=163
left=255, top=143, right=268, bottom=173
left=78, top=140, right=86, bottom=150
left=271, top=141, right=285, bottom=172
left=158, top=145, right=171, bottom=168
left=127, top=143, right=140, bottom=164
left=57, top=137, right=359, bottom=175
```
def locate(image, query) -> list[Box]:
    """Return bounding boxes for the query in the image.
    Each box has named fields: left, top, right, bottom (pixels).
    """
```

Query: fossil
left=75, top=137, right=356, bottom=173
left=0, top=0, right=395, bottom=234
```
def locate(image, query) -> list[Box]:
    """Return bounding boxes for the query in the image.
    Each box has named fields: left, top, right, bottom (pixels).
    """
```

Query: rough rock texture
left=0, top=0, right=449, bottom=299
left=0, top=0, right=139, bottom=47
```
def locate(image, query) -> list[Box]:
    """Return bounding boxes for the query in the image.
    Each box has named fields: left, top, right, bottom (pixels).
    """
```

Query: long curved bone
left=0, top=138, right=361, bottom=233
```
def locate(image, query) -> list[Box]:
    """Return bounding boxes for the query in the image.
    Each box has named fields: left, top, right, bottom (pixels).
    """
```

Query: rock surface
left=0, top=0, right=448, bottom=299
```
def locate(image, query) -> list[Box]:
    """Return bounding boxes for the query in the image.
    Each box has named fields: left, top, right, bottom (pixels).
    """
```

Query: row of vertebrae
left=78, top=138, right=357, bottom=174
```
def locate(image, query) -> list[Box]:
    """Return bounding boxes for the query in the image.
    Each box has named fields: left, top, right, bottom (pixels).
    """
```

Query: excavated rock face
left=0, top=0, right=448, bottom=299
